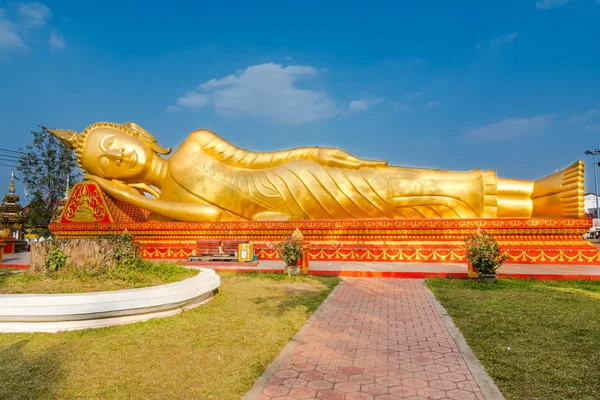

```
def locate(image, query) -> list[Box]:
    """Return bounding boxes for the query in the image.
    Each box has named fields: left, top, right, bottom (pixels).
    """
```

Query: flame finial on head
left=46, top=127, right=79, bottom=149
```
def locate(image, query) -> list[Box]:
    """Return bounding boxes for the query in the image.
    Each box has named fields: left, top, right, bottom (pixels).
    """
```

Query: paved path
left=250, top=279, right=492, bottom=400
left=1, top=252, right=29, bottom=265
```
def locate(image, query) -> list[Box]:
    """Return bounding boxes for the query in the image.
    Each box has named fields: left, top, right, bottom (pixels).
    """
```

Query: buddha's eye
left=100, top=135, right=117, bottom=151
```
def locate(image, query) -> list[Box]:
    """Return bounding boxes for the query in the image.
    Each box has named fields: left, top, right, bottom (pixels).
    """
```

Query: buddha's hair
left=48, top=122, right=171, bottom=169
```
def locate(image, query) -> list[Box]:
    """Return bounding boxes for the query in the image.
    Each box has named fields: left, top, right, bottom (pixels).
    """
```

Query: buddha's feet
left=532, top=161, right=584, bottom=218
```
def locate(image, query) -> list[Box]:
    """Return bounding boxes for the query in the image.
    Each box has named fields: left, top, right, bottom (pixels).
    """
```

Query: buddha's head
left=49, top=122, right=171, bottom=182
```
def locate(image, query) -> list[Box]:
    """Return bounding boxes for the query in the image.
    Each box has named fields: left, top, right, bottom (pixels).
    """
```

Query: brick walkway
left=254, top=279, right=485, bottom=400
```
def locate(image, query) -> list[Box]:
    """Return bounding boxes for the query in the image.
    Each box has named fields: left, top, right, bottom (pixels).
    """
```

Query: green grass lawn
left=0, top=273, right=339, bottom=399
left=426, top=278, right=600, bottom=400
left=0, top=262, right=197, bottom=294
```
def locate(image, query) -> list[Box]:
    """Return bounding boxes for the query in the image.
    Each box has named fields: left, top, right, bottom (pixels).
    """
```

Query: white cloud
left=569, top=108, right=598, bottom=123
left=178, top=92, right=209, bottom=108
left=0, top=9, right=26, bottom=50
left=426, top=101, right=440, bottom=108
left=404, top=92, right=423, bottom=99
left=571, top=108, right=600, bottom=131
left=1, top=2, right=62, bottom=54
left=392, top=103, right=410, bottom=111
left=165, top=92, right=208, bottom=112
left=536, top=0, right=570, bottom=9
left=169, top=63, right=338, bottom=124
left=17, top=1, right=51, bottom=28
left=465, top=115, right=554, bottom=142
left=48, top=30, right=65, bottom=49
left=348, top=96, right=385, bottom=113
left=491, top=31, right=518, bottom=46
left=585, top=124, right=600, bottom=131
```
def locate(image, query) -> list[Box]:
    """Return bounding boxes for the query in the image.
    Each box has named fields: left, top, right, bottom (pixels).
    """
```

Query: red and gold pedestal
left=50, top=182, right=600, bottom=265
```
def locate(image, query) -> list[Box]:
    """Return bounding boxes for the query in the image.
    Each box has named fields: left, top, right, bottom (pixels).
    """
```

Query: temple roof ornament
left=0, top=170, right=25, bottom=235
left=2, top=170, right=20, bottom=210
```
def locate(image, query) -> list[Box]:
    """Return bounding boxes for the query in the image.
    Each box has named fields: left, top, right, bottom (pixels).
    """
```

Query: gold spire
left=64, top=175, right=70, bottom=199
left=9, top=169, right=15, bottom=194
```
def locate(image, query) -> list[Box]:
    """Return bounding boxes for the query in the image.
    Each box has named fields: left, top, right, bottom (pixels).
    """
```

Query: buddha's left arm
left=190, top=129, right=388, bottom=169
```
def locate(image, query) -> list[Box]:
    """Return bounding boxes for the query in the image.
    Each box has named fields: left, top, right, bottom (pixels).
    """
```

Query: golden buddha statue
left=50, top=122, right=584, bottom=222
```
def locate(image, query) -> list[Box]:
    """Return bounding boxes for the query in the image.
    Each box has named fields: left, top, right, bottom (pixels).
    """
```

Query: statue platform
left=49, top=182, right=600, bottom=265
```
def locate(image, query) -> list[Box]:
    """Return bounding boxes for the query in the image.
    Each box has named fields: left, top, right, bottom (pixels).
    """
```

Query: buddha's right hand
left=313, top=148, right=388, bottom=169
left=84, top=175, right=144, bottom=203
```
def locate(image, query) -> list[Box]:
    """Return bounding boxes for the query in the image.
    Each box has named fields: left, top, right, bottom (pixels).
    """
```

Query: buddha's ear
left=45, top=126, right=78, bottom=149
left=124, top=122, right=172, bottom=155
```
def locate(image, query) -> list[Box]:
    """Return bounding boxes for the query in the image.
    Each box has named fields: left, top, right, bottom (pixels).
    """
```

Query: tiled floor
left=255, top=279, right=484, bottom=400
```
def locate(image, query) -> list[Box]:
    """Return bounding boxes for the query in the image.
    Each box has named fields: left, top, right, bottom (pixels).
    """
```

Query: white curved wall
left=0, top=267, right=220, bottom=333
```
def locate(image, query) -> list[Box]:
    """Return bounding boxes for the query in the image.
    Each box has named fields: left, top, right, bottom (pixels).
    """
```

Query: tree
left=17, top=126, right=81, bottom=236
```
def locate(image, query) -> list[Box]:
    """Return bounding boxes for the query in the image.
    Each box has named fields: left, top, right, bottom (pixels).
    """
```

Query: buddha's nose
left=104, top=149, right=124, bottom=160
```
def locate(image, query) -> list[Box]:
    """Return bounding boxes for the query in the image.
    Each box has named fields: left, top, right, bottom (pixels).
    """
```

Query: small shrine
left=0, top=170, right=27, bottom=253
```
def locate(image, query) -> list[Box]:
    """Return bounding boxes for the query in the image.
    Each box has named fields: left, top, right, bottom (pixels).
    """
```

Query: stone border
left=423, top=283, right=505, bottom=400
left=0, top=267, right=220, bottom=333
left=242, top=278, right=345, bottom=400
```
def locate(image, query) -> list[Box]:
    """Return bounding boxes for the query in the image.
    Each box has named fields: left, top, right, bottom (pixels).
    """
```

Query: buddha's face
left=81, top=127, right=153, bottom=181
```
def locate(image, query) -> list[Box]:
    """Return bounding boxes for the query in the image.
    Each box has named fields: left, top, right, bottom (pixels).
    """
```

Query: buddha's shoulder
left=185, top=128, right=223, bottom=144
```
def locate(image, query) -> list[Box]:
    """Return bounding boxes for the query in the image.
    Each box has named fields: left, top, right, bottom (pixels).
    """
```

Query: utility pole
left=584, top=149, right=600, bottom=219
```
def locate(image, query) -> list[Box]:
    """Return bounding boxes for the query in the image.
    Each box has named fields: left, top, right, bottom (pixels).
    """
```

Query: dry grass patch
left=0, top=273, right=339, bottom=399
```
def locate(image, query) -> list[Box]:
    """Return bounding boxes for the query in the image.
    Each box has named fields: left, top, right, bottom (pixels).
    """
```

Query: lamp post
left=584, top=149, right=600, bottom=219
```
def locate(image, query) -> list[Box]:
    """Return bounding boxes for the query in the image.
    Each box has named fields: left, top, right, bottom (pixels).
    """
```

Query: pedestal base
left=51, top=217, right=599, bottom=265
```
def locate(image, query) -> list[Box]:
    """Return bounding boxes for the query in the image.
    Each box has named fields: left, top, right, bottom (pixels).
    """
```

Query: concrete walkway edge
left=242, top=279, right=346, bottom=400
left=424, top=283, right=505, bottom=400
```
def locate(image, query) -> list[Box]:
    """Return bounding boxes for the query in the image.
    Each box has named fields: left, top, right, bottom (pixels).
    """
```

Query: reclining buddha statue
left=50, top=122, right=584, bottom=222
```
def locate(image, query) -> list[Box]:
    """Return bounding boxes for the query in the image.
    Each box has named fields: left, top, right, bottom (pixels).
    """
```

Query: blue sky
left=1, top=0, right=600, bottom=202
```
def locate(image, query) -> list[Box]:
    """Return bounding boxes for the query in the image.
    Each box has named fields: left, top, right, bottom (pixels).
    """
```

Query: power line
left=0, top=157, right=19, bottom=164
left=0, top=148, right=25, bottom=155
left=0, top=163, right=17, bottom=168
left=0, top=152, right=21, bottom=160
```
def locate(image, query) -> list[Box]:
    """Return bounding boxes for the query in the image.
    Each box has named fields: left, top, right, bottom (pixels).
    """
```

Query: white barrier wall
left=0, top=267, right=220, bottom=333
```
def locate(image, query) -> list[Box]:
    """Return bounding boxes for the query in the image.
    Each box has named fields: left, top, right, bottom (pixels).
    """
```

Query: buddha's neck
left=144, top=156, right=167, bottom=189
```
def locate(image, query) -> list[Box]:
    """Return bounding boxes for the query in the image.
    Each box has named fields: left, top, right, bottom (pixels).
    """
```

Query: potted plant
left=276, top=235, right=304, bottom=277
left=464, top=229, right=508, bottom=283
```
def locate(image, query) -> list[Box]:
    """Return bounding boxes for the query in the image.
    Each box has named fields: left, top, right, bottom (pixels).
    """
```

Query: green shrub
left=45, top=247, right=67, bottom=272
left=464, top=229, right=508, bottom=275
left=275, top=235, right=304, bottom=266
